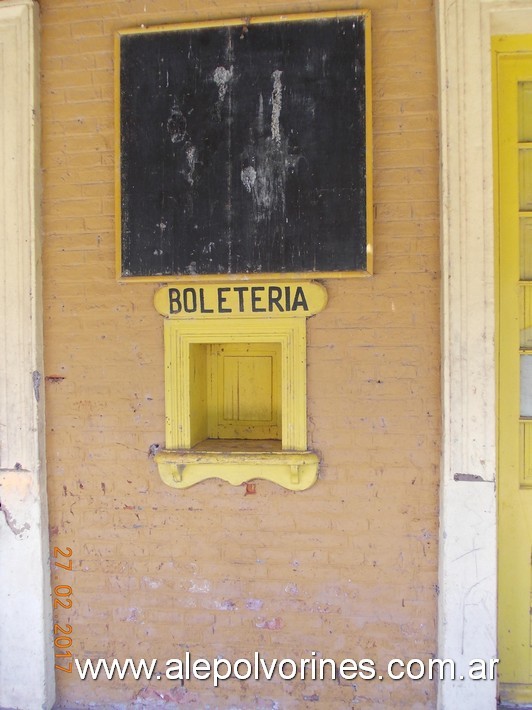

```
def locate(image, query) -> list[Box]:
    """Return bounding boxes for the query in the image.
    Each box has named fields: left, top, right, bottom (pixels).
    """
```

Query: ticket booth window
left=153, top=283, right=327, bottom=490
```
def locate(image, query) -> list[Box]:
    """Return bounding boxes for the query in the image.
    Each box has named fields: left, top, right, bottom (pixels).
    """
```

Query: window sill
left=155, top=443, right=318, bottom=490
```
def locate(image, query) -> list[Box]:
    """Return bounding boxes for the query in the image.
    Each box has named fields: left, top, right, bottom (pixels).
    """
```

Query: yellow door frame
left=494, top=35, right=532, bottom=704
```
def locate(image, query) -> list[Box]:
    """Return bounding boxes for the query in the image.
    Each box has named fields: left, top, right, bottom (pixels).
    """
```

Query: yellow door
left=208, top=342, right=282, bottom=441
left=495, top=38, right=532, bottom=704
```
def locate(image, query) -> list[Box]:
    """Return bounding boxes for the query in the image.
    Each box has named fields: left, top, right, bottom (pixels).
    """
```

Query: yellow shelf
left=155, top=445, right=318, bottom=490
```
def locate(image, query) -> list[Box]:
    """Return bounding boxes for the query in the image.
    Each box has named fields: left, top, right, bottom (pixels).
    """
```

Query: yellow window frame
left=155, top=317, right=318, bottom=490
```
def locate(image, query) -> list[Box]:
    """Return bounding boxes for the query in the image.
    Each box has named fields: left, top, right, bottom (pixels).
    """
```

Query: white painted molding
left=0, top=1, right=55, bottom=709
left=437, top=1, right=532, bottom=708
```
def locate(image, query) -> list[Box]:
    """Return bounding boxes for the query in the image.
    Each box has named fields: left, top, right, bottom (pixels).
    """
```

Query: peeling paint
left=270, top=70, right=283, bottom=146
left=453, top=473, right=486, bottom=482
left=213, top=65, right=233, bottom=116
left=185, top=143, right=198, bottom=185
left=148, top=443, right=161, bottom=458
left=32, top=370, right=41, bottom=402
left=125, top=607, right=140, bottom=622
left=245, top=598, right=263, bottom=610
left=241, top=165, right=257, bottom=193
left=216, top=599, right=237, bottom=611
left=189, top=580, right=211, bottom=593
left=0, top=501, right=31, bottom=537
left=255, top=617, right=283, bottom=630
left=167, top=103, right=187, bottom=144
left=135, top=685, right=196, bottom=704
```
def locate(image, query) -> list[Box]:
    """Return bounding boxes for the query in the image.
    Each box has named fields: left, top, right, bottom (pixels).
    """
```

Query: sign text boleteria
left=154, top=282, right=327, bottom=318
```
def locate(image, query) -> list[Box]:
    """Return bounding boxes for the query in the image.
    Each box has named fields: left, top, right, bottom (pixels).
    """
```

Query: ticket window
left=153, top=282, right=327, bottom=490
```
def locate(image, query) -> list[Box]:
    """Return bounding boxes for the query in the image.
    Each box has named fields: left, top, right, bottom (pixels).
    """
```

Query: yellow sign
left=154, top=282, right=327, bottom=318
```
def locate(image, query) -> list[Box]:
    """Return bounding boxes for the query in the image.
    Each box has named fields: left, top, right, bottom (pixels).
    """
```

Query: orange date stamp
left=53, top=546, right=73, bottom=673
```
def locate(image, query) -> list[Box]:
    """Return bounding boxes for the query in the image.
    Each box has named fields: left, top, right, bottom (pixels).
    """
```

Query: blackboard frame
left=115, top=11, right=372, bottom=281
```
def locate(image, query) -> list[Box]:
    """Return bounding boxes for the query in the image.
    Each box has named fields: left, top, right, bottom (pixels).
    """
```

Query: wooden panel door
left=208, top=342, right=281, bottom=440
left=496, top=43, right=532, bottom=704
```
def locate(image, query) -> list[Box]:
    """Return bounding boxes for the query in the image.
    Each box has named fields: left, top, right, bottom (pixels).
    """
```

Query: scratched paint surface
left=119, top=16, right=367, bottom=277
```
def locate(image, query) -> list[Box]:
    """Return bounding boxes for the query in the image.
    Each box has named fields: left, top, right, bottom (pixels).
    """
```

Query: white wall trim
left=0, top=1, right=55, bottom=708
left=437, top=1, right=532, bottom=708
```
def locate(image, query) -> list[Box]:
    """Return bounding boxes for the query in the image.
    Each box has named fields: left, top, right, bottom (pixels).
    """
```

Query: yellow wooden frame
left=164, top=318, right=306, bottom=450
left=493, top=34, right=532, bottom=703
left=155, top=316, right=319, bottom=490
left=114, top=10, right=373, bottom=282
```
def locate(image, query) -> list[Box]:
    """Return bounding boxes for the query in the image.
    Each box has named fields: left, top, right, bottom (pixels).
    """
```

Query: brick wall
left=41, top=0, right=440, bottom=706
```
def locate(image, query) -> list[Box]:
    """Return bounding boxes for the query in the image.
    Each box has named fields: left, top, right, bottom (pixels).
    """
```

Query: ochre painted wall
left=41, top=0, right=440, bottom=706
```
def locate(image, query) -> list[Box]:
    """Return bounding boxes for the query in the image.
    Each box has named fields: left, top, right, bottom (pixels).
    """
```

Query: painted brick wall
left=41, top=0, right=440, bottom=707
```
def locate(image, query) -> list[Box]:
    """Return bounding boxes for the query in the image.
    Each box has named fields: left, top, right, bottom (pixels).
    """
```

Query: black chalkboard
left=117, top=12, right=371, bottom=278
